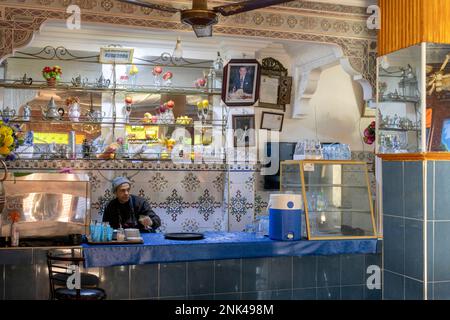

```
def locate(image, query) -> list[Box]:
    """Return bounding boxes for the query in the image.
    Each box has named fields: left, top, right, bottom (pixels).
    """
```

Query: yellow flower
left=3, top=135, right=13, bottom=147
left=0, top=145, right=10, bottom=156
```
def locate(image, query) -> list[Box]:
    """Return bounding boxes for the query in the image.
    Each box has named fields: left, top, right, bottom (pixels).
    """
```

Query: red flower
left=8, top=210, right=20, bottom=223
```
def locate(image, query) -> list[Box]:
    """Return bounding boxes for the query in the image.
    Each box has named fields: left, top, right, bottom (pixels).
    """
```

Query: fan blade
left=117, top=0, right=180, bottom=13
left=214, top=0, right=295, bottom=16
left=192, top=25, right=213, bottom=37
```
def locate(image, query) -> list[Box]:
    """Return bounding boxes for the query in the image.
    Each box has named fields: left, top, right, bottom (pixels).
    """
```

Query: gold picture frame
left=258, top=57, right=292, bottom=112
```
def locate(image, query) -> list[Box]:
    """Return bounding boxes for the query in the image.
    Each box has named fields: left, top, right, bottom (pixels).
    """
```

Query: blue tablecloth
left=82, top=232, right=379, bottom=268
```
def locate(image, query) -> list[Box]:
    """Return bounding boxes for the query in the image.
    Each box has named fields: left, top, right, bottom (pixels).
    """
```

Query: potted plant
left=42, top=66, right=62, bottom=87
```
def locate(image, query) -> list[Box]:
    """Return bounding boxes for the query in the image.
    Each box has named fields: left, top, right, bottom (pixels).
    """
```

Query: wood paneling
left=379, top=0, right=450, bottom=56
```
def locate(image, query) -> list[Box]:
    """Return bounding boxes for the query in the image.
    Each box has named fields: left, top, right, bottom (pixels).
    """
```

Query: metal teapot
left=0, top=107, right=16, bottom=119
left=96, top=74, right=111, bottom=88
left=41, top=97, right=64, bottom=119
left=71, top=75, right=88, bottom=87
left=86, top=109, right=106, bottom=122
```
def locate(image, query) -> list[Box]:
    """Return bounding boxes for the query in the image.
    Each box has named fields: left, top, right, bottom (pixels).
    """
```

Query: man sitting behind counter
left=103, top=176, right=161, bottom=232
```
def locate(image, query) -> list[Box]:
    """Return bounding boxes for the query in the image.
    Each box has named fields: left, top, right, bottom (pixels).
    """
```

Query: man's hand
left=139, top=215, right=153, bottom=229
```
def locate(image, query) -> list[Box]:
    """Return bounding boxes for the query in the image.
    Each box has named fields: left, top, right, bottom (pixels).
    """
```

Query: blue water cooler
left=268, top=194, right=303, bottom=241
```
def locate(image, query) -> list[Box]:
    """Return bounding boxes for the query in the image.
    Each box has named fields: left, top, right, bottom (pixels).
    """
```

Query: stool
left=46, top=250, right=106, bottom=300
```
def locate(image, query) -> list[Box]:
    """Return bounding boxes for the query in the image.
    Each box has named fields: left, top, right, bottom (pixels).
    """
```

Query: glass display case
left=280, top=160, right=377, bottom=240
left=377, top=42, right=450, bottom=153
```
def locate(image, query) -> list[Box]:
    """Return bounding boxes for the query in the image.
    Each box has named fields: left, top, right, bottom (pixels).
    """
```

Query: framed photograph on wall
left=222, top=59, right=261, bottom=107
left=232, top=114, right=256, bottom=147
left=260, top=112, right=284, bottom=131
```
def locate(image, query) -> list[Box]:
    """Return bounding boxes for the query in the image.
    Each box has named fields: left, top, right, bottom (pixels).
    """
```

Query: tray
left=164, top=232, right=204, bottom=240
left=87, top=238, right=144, bottom=245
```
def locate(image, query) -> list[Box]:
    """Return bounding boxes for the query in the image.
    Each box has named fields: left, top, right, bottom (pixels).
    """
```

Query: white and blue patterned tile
left=228, top=188, right=254, bottom=232
left=181, top=172, right=201, bottom=192
left=193, top=189, right=222, bottom=221
left=181, top=218, right=200, bottom=233
left=254, top=194, right=269, bottom=217
left=159, top=189, right=190, bottom=222
left=148, top=172, right=169, bottom=192
left=212, top=172, right=225, bottom=193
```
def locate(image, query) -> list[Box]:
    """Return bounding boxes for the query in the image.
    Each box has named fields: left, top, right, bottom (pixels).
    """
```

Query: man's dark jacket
left=102, top=195, right=161, bottom=232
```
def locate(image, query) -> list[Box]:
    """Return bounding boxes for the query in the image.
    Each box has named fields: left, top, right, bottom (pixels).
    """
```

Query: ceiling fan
left=118, top=0, right=296, bottom=37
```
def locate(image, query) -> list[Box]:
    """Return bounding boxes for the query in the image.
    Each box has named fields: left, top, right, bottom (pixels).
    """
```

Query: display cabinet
left=0, top=46, right=227, bottom=162
left=280, top=160, right=377, bottom=240
left=376, top=42, right=450, bottom=154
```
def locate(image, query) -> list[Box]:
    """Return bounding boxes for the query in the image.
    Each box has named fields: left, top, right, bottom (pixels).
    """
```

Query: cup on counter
left=124, top=228, right=140, bottom=239
left=116, top=229, right=125, bottom=241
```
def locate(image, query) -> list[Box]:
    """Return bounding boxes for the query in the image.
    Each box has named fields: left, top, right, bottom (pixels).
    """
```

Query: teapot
left=0, top=106, right=16, bottom=119
left=68, top=102, right=81, bottom=122
left=86, top=109, right=106, bottom=122
left=71, top=75, right=88, bottom=87
left=95, top=74, right=111, bottom=88
left=41, top=97, right=65, bottom=120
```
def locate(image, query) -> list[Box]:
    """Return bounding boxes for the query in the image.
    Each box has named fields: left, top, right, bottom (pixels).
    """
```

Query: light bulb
left=173, top=37, right=183, bottom=59
left=320, top=212, right=326, bottom=224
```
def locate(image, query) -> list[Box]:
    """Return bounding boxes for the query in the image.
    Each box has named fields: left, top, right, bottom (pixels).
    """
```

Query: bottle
left=89, top=220, right=96, bottom=240
left=68, top=130, right=76, bottom=160
left=10, top=223, right=19, bottom=247
left=102, top=222, right=108, bottom=242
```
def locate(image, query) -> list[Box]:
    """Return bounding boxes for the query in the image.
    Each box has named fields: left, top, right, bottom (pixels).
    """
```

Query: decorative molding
left=0, top=1, right=377, bottom=96
left=6, top=159, right=228, bottom=171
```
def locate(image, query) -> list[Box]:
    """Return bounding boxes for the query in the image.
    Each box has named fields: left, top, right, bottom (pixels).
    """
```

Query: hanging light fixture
left=172, top=37, right=183, bottom=59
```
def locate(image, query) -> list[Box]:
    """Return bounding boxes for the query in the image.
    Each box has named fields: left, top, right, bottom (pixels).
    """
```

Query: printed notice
left=260, top=76, right=279, bottom=104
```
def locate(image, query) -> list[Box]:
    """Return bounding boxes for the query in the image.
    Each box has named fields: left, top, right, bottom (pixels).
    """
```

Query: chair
left=46, top=250, right=107, bottom=300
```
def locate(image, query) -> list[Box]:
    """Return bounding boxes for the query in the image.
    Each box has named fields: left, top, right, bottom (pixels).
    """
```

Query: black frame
left=222, top=59, right=261, bottom=107
left=232, top=114, right=256, bottom=147
left=260, top=111, right=284, bottom=131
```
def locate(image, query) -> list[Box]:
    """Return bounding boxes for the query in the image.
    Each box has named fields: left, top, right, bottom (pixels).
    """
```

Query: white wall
left=255, top=64, right=374, bottom=152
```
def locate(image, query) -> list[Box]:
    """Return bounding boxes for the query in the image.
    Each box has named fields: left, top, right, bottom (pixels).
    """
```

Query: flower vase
left=129, top=74, right=137, bottom=88
left=167, top=109, right=175, bottom=124
left=46, top=78, right=56, bottom=87
left=163, top=78, right=172, bottom=87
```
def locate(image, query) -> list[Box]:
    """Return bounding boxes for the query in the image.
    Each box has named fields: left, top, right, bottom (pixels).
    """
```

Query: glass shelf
left=379, top=127, right=421, bottom=132
left=379, top=98, right=420, bottom=104
left=0, top=81, right=222, bottom=95
left=7, top=117, right=225, bottom=127
left=282, top=183, right=368, bottom=188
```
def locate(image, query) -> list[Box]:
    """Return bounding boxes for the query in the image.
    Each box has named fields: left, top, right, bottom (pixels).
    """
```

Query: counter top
left=82, top=232, right=379, bottom=268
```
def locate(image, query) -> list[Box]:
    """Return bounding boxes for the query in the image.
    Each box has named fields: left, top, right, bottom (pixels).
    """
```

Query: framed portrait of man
left=222, top=59, right=261, bottom=107
left=232, top=114, right=256, bottom=147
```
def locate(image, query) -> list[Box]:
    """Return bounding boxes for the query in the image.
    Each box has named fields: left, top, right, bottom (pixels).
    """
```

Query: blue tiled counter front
left=82, top=232, right=379, bottom=268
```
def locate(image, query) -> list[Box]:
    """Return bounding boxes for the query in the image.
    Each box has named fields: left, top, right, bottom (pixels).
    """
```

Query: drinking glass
left=202, top=105, right=209, bottom=123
